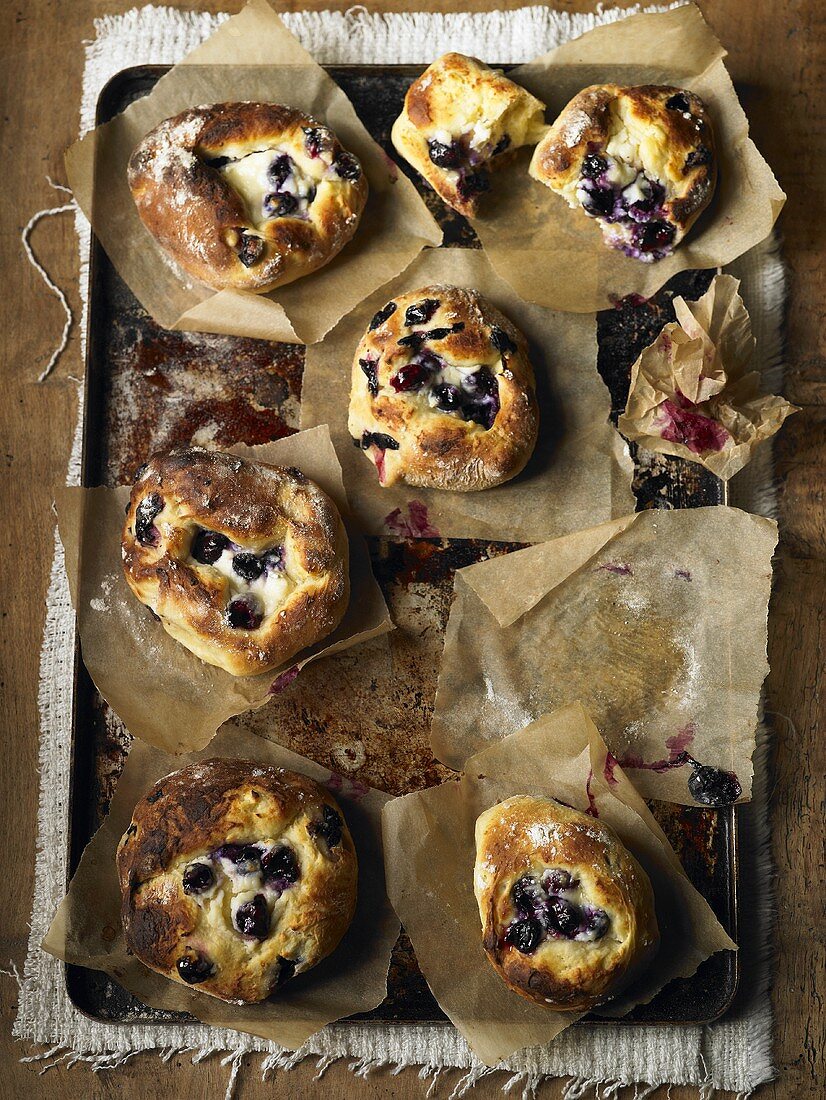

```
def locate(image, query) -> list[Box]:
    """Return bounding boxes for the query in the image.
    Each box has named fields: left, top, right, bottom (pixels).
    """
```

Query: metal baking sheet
left=66, top=64, right=737, bottom=1029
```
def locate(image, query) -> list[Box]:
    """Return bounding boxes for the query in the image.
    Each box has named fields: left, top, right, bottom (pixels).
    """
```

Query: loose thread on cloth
left=9, top=4, right=781, bottom=1096
left=22, top=179, right=78, bottom=382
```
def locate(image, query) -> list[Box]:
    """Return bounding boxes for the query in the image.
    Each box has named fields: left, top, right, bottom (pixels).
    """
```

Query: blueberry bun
left=474, top=796, right=659, bottom=1010
left=128, top=103, right=368, bottom=292
left=391, top=53, right=547, bottom=218
left=121, top=448, right=349, bottom=677
left=529, top=85, right=716, bottom=262
left=348, top=285, right=539, bottom=492
left=116, top=759, right=358, bottom=1003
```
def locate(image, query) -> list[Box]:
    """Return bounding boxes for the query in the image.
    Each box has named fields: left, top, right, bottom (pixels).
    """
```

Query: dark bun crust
left=128, top=102, right=368, bottom=292
left=122, top=447, right=349, bottom=677
left=116, top=758, right=358, bottom=1004
left=530, top=84, right=716, bottom=262
left=348, top=284, right=538, bottom=491
left=474, top=796, right=659, bottom=1011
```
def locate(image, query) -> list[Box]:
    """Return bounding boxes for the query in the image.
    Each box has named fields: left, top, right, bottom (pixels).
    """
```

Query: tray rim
left=64, top=60, right=739, bottom=1032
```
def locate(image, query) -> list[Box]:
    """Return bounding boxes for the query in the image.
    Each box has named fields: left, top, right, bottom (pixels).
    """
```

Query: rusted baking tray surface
left=67, top=64, right=737, bottom=1028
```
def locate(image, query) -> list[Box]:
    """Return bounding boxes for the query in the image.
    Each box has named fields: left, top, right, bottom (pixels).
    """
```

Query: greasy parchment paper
left=42, top=723, right=398, bottom=1047
left=432, top=506, right=777, bottom=804
left=382, top=703, right=735, bottom=1066
left=470, top=4, right=785, bottom=314
left=56, top=425, right=392, bottom=753
left=617, top=274, right=798, bottom=478
left=64, top=0, right=441, bottom=344
left=301, top=247, right=634, bottom=541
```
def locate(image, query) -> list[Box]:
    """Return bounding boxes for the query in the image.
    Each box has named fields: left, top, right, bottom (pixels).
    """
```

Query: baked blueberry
left=177, top=952, right=214, bottom=984
left=359, top=356, right=379, bottom=396
left=235, top=894, right=270, bottom=939
left=404, top=298, right=440, bottom=327
left=427, top=139, right=464, bottom=170
left=548, top=896, right=581, bottom=938
left=687, top=764, right=742, bottom=806
left=261, top=844, right=300, bottom=886
left=135, top=493, right=164, bottom=547
left=505, top=917, right=542, bottom=954
left=238, top=233, right=265, bottom=267
left=390, top=362, right=432, bottom=392
left=191, top=528, right=230, bottom=565
left=226, top=596, right=264, bottom=631
left=268, top=154, right=292, bottom=186
left=232, top=552, right=266, bottom=582
left=310, top=804, right=343, bottom=849
left=368, top=301, right=397, bottom=331
left=182, top=861, right=214, bottom=894
left=334, top=151, right=361, bottom=180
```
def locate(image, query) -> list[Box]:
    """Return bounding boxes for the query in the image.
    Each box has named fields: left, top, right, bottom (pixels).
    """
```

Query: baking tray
left=66, top=64, right=737, bottom=1028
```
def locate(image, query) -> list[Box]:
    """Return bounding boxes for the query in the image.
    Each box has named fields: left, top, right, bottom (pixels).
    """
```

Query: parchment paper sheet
left=382, top=703, right=735, bottom=1066
left=56, top=426, right=393, bottom=753
left=432, top=506, right=777, bottom=804
left=42, top=723, right=398, bottom=1048
left=64, top=0, right=441, bottom=344
left=618, top=274, right=798, bottom=478
left=470, top=4, right=785, bottom=313
left=301, top=247, right=634, bottom=541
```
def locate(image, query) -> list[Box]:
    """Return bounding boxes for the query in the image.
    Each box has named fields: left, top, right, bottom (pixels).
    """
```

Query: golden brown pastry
left=117, top=759, right=358, bottom=1003
left=474, top=796, right=659, bottom=1010
left=391, top=53, right=547, bottom=217
left=530, top=85, right=716, bottom=262
left=128, top=102, right=368, bottom=292
left=348, top=284, right=539, bottom=491
left=121, top=448, right=349, bottom=677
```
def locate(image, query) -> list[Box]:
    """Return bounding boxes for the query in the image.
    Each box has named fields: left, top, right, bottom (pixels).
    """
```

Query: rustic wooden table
left=1, top=0, right=822, bottom=1096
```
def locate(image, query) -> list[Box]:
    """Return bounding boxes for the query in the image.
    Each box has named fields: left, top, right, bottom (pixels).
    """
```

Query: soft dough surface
left=121, top=447, right=349, bottom=677
left=117, top=759, right=358, bottom=1004
left=474, top=796, right=659, bottom=1010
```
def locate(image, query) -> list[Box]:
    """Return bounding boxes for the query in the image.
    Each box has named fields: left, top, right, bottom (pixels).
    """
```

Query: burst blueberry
left=191, top=528, right=230, bottom=565
left=261, top=844, right=300, bottom=886
left=267, top=154, right=292, bottom=186
left=685, top=145, right=712, bottom=170
left=232, top=552, right=265, bottom=582
left=391, top=362, right=432, bottom=392
left=583, top=907, right=610, bottom=939
left=432, top=383, right=461, bottom=411
left=361, top=431, right=399, bottom=451
left=511, top=874, right=542, bottom=915
left=265, top=192, right=297, bottom=218
left=368, top=301, right=397, bottom=331
left=505, top=917, right=542, bottom=954
left=360, top=356, right=379, bottom=397
left=235, top=894, right=270, bottom=939
left=457, top=170, right=490, bottom=200
left=238, top=233, right=264, bottom=267
left=665, top=92, right=691, bottom=113
left=544, top=869, right=577, bottom=893
left=428, top=139, right=463, bottom=169
left=548, top=896, right=582, bottom=938
left=581, top=153, right=608, bottom=180
left=490, top=326, right=516, bottom=354
left=310, top=804, right=343, bottom=849
left=404, top=298, right=440, bottom=327
left=226, top=596, right=263, bottom=631
left=303, top=126, right=326, bottom=158
left=687, top=764, right=742, bottom=806
left=182, top=862, right=214, bottom=895
left=177, top=952, right=214, bottom=984
left=135, top=493, right=163, bottom=546
left=334, top=151, right=361, bottom=180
